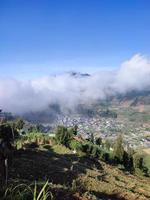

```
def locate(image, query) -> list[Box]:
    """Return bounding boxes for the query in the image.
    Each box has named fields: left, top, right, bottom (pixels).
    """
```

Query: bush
left=100, top=150, right=110, bottom=162
left=82, top=143, right=92, bottom=155
left=133, top=152, right=149, bottom=176
left=95, top=137, right=102, bottom=146
left=55, top=126, right=74, bottom=147
left=91, top=145, right=101, bottom=158
left=0, top=123, right=18, bottom=141
left=133, top=152, right=144, bottom=169
left=15, top=132, right=50, bottom=149
left=82, top=142, right=101, bottom=158
left=104, top=139, right=112, bottom=150
left=15, top=118, right=25, bottom=130
left=69, top=140, right=83, bottom=151
left=43, top=144, right=52, bottom=151
left=123, top=149, right=134, bottom=172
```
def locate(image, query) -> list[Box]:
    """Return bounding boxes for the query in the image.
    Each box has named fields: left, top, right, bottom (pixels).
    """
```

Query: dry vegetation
left=5, top=143, right=150, bottom=200
left=143, top=148, right=150, bottom=155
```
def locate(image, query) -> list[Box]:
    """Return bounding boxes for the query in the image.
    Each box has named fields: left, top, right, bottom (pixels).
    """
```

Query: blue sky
left=0, top=0, right=150, bottom=79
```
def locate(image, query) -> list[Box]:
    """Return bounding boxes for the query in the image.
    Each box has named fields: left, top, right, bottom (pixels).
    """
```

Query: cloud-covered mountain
left=0, top=54, right=150, bottom=114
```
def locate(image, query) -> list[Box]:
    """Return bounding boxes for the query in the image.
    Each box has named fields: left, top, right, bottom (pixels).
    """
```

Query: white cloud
left=113, top=54, right=150, bottom=92
left=0, top=54, right=150, bottom=114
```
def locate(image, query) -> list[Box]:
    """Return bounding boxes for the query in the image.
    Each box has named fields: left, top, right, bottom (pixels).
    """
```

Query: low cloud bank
left=0, top=54, right=150, bottom=114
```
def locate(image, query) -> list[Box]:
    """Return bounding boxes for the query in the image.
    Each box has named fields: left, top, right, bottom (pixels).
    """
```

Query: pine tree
left=95, top=137, right=102, bottom=146
left=113, top=134, right=124, bottom=163
left=55, top=126, right=74, bottom=147
left=15, top=118, right=25, bottom=130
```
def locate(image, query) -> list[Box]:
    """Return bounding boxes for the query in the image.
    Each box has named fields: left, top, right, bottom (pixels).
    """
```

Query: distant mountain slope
left=23, top=104, right=61, bottom=123
left=22, top=90, right=150, bottom=123
left=69, top=71, right=90, bottom=77
left=111, top=90, right=150, bottom=106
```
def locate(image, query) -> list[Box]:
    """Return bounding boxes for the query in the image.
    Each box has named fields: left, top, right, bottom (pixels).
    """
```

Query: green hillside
left=1, top=142, right=150, bottom=200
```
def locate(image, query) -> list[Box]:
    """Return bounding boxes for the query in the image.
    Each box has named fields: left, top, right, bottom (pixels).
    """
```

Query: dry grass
left=80, top=163, right=150, bottom=200
left=6, top=144, right=150, bottom=200
left=143, top=148, right=150, bottom=155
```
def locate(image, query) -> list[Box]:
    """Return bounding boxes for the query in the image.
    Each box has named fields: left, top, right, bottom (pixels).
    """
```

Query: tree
left=15, top=118, right=25, bottom=130
left=73, top=125, right=78, bottom=136
left=69, top=140, right=83, bottom=151
left=133, top=152, right=149, bottom=176
left=36, top=124, right=43, bottom=132
left=91, top=145, right=101, bottom=158
left=90, top=132, right=94, bottom=144
left=0, top=123, right=16, bottom=185
left=95, top=137, right=102, bottom=146
left=55, top=126, right=74, bottom=147
left=133, top=153, right=143, bottom=169
left=123, top=147, right=134, bottom=171
left=105, top=139, right=111, bottom=150
left=113, top=134, right=124, bottom=163
left=0, top=123, right=15, bottom=142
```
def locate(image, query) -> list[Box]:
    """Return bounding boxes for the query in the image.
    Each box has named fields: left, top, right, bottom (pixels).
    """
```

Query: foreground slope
left=8, top=144, right=150, bottom=200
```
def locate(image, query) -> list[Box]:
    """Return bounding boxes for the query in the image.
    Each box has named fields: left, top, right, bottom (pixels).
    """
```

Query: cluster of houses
left=49, top=115, right=150, bottom=149
left=1, top=108, right=150, bottom=149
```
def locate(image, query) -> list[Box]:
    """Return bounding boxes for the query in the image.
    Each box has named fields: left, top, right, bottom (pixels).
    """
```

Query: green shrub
left=55, top=126, right=74, bottom=147
left=95, top=137, right=102, bottom=146
left=82, top=142, right=101, bottom=158
left=69, top=139, right=83, bottom=151
left=0, top=123, right=18, bottom=141
left=133, top=152, right=149, bottom=176
left=91, top=145, right=101, bottom=158
left=123, top=149, right=134, bottom=172
left=14, top=118, right=25, bottom=130
left=82, top=142, right=93, bottom=155
left=133, top=152, right=144, bottom=169
left=3, top=181, right=53, bottom=200
left=104, top=139, right=112, bottom=150
left=43, top=144, right=52, bottom=151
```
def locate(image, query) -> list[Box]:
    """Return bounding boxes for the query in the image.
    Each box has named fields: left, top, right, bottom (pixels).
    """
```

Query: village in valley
left=1, top=105, right=150, bottom=150
left=51, top=114, right=150, bottom=149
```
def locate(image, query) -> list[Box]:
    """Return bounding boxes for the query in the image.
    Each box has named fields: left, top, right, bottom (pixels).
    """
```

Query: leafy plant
left=69, top=139, right=83, bottom=151
left=3, top=181, right=53, bottom=200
